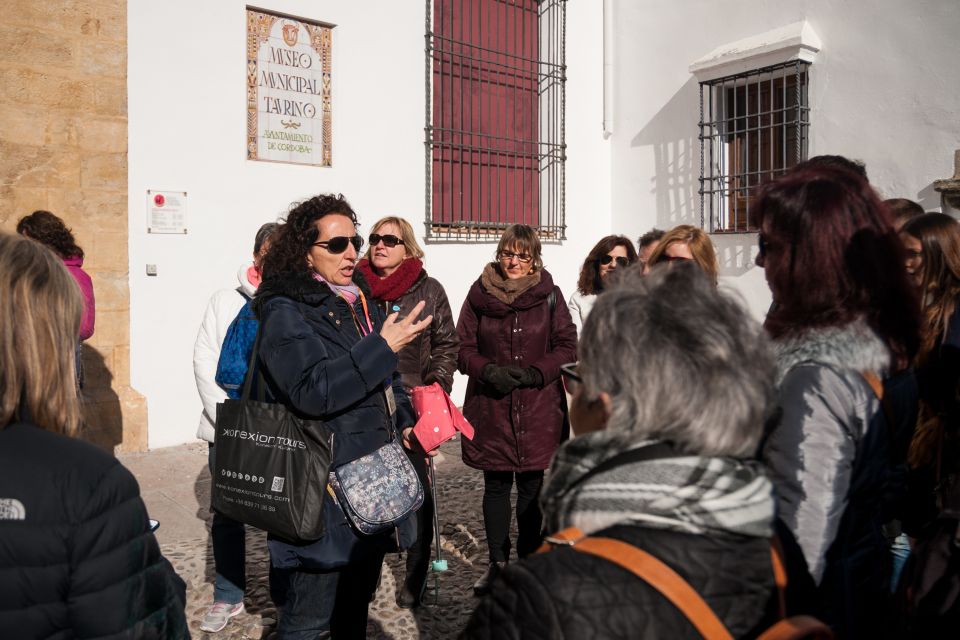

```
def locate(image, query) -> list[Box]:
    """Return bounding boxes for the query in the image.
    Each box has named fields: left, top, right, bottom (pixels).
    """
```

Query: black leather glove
left=482, top=364, right=523, bottom=395
left=512, top=366, right=544, bottom=388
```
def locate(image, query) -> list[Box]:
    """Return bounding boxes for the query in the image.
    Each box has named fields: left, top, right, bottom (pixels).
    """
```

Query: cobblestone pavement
left=128, top=438, right=493, bottom=639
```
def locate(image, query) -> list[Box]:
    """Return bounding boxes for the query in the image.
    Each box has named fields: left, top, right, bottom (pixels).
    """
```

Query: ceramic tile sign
left=246, top=8, right=333, bottom=167
left=146, top=190, right=188, bottom=234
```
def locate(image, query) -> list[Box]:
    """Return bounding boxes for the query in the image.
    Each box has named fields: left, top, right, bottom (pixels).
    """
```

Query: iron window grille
left=698, top=60, right=810, bottom=233
left=425, top=0, right=566, bottom=242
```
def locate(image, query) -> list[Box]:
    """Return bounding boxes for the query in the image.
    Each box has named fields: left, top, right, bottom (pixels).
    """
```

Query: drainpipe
left=603, top=0, right=613, bottom=138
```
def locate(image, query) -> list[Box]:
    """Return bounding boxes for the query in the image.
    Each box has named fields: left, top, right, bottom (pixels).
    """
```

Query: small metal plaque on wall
left=146, top=190, right=188, bottom=234
left=246, top=7, right=334, bottom=167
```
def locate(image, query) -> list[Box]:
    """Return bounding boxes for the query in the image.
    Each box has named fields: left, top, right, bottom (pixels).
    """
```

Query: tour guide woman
left=254, top=194, right=432, bottom=637
left=457, top=224, right=578, bottom=595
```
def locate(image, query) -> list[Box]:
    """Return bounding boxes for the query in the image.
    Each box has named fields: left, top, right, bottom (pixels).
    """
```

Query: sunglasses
left=499, top=251, right=533, bottom=264
left=660, top=255, right=692, bottom=263
left=313, top=235, right=363, bottom=254
left=600, top=255, right=630, bottom=267
left=369, top=233, right=405, bottom=249
left=560, top=362, right=581, bottom=396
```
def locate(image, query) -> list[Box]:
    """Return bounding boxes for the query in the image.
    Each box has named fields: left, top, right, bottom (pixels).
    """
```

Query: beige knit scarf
left=480, top=263, right=541, bottom=305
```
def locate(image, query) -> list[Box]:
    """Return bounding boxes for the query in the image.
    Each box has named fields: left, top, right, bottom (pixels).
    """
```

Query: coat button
left=328, top=311, right=334, bottom=317
left=335, top=319, right=341, bottom=325
left=514, top=355, right=519, bottom=360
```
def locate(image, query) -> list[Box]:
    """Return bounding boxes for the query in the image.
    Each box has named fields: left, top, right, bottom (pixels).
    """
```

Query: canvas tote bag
left=212, top=330, right=332, bottom=542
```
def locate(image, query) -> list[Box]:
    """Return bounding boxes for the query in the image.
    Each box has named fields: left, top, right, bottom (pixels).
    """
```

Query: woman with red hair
left=753, top=163, right=920, bottom=637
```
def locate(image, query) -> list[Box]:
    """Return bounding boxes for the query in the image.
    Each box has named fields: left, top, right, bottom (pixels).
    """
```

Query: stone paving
left=120, top=437, right=493, bottom=639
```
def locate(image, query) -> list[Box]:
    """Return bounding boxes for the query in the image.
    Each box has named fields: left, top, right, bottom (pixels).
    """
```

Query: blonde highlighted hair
left=363, top=216, right=425, bottom=261
left=0, top=233, right=83, bottom=435
left=647, top=224, right=719, bottom=285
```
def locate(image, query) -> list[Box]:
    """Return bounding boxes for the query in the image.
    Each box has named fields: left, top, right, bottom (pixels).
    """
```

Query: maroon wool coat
left=457, top=268, right=578, bottom=472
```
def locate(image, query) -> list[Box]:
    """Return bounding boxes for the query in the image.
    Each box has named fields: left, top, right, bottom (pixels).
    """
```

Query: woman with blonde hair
left=644, top=224, right=719, bottom=285
left=356, top=215, right=459, bottom=607
left=457, top=224, right=578, bottom=595
left=0, top=233, right=187, bottom=638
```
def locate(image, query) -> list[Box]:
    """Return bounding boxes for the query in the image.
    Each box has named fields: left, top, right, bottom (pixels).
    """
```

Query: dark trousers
left=482, top=470, right=545, bottom=563
left=404, top=452, right=435, bottom=594
left=208, top=444, right=246, bottom=603
left=277, top=550, right=385, bottom=639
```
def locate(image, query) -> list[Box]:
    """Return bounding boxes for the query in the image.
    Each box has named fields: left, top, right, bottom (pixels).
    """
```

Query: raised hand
left=380, top=300, right=433, bottom=353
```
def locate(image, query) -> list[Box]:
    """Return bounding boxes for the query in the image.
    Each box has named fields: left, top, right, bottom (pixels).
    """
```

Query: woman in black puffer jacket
left=254, top=195, right=432, bottom=638
left=0, top=233, right=188, bottom=639
left=464, top=265, right=790, bottom=640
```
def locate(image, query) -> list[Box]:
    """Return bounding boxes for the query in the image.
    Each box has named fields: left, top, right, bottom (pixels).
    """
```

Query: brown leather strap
left=554, top=534, right=734, bottom=640
left=861, top=370, right=884, bottom=400
left=755, top=615, right=834, bottom=640
left=770, top=536, right=788, bottom=619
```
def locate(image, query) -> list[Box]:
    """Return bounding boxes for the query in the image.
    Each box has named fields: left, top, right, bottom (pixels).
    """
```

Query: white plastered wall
left=609, top=0, right=960, bottom=320
left=128, top=1, right=610, bottom=448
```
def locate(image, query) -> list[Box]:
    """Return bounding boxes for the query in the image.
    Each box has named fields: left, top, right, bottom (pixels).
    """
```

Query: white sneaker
left=200, top=601, right=244, bottom=633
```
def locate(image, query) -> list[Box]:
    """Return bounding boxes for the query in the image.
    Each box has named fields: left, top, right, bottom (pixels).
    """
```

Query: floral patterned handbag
left=328, top=439, right=424, bottom=535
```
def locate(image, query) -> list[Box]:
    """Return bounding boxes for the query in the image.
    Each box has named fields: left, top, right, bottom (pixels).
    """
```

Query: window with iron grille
left=425, top=0, right=566, bottom=242
left=698, top=60, right=810, bottom=233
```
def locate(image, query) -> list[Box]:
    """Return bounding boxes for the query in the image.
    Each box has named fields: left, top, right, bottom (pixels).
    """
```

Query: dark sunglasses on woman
left=560, top=362, right=581, bottom=396
left=313, top=235, right=363, bottom=254
left=600, top=255, right=630, bottom=267
left=369, top=233, right=405, bottom=248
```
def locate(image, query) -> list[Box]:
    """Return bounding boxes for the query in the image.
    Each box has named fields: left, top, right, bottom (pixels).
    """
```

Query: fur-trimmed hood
left=252, top=268, right=372, bottom=316
left=772, top=318, right=891, bottom=384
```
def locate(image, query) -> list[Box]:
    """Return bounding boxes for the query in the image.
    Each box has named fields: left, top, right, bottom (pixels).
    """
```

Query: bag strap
left=755, top=617, right=834, bottom=640
left=540, top=527, right=734, bottom=640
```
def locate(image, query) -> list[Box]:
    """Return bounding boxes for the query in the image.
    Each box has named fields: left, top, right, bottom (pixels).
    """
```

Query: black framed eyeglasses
left=600, top=255, right=630, bottom=267
left=560, top=362, right=581, bottom=395
left=369, top=233, right=404, bottom=249
left=498, top=250, right=533, bottom=264
left=313, top=235, right=363, bottom=254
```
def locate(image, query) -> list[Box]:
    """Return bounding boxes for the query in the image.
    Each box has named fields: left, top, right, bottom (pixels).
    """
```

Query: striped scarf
left=541, top=433, right=775, bottom=539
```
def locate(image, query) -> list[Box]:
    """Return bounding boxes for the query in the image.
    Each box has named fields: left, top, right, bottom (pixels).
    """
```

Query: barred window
left=425, top=0, right=566, bottom=242
left=698, top=60, right=810, bottom=232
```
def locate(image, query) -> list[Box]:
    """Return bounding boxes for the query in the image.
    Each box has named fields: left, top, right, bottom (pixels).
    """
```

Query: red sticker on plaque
left=153, top=194, right=165, bottom=207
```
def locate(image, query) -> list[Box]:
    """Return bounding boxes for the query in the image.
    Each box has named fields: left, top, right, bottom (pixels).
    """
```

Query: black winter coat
left=462, top=525, right=778, bottom=639
left=0, top=422, right=188, bottom=639
left=254, top=270, right=418, bottom=569
left=457, top=269, right=578, bottom=472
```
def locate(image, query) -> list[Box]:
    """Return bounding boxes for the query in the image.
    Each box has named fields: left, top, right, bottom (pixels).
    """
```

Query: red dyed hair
left=752, top=166, right=919, bottom=370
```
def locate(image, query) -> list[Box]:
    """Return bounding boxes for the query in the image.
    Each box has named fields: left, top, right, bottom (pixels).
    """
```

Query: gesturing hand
left=380, top=300, right=433, bottom=353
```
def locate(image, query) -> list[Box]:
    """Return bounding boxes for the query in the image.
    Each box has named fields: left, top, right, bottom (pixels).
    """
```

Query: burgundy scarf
left=356, top=257, right=424, bottom=301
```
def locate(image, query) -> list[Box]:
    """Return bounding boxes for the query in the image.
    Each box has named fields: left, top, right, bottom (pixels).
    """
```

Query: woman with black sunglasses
left=356, top=215, right=459, bottom=608
left=457, top=224, right=578, bottom=596
left=569, top=235, right=639, bottom=335
left=254, top=195, right=433, bottom=637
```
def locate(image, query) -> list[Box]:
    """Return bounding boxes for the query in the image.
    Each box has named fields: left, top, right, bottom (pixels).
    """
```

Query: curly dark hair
left=16, top=210, right=83, bottom=259
left=260, top=194, right=358, bottom=280
left=576, top=235, right=639, bottom=295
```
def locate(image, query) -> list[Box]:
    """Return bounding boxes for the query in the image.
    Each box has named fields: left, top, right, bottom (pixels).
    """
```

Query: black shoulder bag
left=212, top=329, right=333, bottom=542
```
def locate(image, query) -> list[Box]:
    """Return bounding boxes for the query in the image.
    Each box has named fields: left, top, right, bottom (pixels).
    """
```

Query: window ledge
left=689, top=20, right=821, bottom=82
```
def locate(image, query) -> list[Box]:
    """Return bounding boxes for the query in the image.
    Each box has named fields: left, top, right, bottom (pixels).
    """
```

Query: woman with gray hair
left=463, top=264, right=785, bottom=639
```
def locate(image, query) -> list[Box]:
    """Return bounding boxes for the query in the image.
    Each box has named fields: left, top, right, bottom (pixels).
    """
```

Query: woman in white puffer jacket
left=191, top=221, right=277, bottom=633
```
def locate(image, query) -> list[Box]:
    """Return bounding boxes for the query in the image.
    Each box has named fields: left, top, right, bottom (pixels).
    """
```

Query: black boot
left=472, top=561, right=507, bottom=596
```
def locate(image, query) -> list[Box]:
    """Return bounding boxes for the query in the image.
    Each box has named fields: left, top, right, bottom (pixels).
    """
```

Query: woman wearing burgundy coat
left=457, top=224, right=578, bottom=596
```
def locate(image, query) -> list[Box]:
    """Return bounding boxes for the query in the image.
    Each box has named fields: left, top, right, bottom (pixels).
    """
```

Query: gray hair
left=579, top=263, right=776, bottom=458
left=253, top=222, right=281, bottom=255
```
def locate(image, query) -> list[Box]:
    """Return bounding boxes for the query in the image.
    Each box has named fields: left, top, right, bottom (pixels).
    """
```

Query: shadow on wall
left=631, top=77, right=761, bottom=278
left=79, top=345, right=123, bottom=452
left=631, top=76, right=701, bottom=230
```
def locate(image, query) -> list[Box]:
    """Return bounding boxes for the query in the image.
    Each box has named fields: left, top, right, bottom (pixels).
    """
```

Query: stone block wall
left=0, top=0, right=147, bottom=452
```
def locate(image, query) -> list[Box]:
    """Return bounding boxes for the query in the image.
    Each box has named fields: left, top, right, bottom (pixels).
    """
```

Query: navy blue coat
left=253, top=270, right=417, bottom=569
